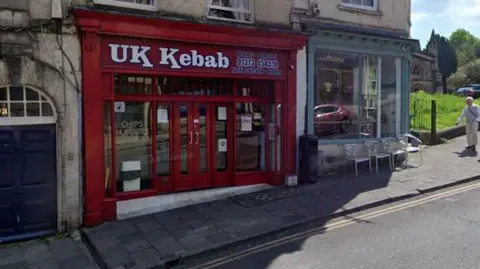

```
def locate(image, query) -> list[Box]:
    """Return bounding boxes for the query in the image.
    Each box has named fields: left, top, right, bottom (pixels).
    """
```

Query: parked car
left=313, top=104, right=356, bottom=134
left=456, top=87, right=474, bottom=96
left=456, top=85, right=480, bottom=98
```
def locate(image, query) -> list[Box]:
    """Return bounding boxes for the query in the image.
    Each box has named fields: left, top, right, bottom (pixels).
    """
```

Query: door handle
left=189, top=132, right=193, bottom=145
left=195, top=132, right=199, bottom=144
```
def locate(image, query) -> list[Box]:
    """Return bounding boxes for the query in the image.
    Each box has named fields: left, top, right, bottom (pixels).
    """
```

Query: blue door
left=0, top=124, right=57, bottom=242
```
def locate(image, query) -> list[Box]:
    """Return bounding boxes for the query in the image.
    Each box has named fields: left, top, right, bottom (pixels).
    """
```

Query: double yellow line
left=192, top=181, right=480, bottom=269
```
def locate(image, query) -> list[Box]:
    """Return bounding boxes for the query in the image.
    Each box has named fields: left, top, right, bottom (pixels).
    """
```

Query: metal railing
left=410, top=97, right=437, bottom=144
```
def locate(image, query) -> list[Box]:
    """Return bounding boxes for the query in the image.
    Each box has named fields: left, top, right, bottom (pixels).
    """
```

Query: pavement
left=0, top=232, right=100, bottom=269
left=80, top=135, right=480, bottom=269
left=1, top=136, right=478, bottom=269
left=200, top=180, right=480, bottom=269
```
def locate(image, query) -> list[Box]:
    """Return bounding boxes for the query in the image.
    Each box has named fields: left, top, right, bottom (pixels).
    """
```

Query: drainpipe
left=78, top=91, right=84, bottom=226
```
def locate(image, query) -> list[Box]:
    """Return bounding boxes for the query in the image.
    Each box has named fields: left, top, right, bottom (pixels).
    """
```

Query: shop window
left=341, top=0, right=378, bottom=11
left=0, top=86, right=55, bottom=119
left=156, top=76, right=234, bottom=96
left=235, top=80, right=272, bottom=98
left=156, top=104, right=171, bottom=177
left=93, top=0, right=156, bottom=11
left=114, top=101, right=153, bottom=192
left=115, top=74, right=152, bottom=95
left=104, top=102, right=113, bottom=196
left=236, top=103, right=266, bottom=171
left=314, top=51, right=361, bottom=139
left=207, top=0, right=253, bottom=24
left=313, top=50, right=401, bottom=140
left=380, top=56, right=401, bottom=137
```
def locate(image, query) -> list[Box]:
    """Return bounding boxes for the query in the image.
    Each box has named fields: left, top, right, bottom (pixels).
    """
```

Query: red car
left=314, top=104, right=356, bottom=135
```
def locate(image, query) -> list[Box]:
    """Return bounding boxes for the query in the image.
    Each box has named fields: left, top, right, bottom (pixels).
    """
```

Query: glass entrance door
left=172, top=103, right=211, bottom=191
left=172, top=103, right=233, bottom=191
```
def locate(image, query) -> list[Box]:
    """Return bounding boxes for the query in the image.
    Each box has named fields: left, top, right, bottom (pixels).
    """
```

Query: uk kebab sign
left=102, top=41, right=284, bottom=77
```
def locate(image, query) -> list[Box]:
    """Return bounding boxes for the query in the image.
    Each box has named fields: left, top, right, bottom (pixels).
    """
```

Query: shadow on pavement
left=178, top=160, right=398, bottom=269
left=453, top=149, right=478, bottom=158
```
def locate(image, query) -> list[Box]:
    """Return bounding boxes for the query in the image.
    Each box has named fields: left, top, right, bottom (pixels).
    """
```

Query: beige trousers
left=465, top=121, right=478, bottom=146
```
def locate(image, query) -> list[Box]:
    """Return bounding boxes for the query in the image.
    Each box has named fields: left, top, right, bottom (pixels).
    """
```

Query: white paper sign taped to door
left=240, top=114, right=252, bottom=131
left=218, top=138, right=227, bottom=152
left=157, top=108, right=169, bottom=123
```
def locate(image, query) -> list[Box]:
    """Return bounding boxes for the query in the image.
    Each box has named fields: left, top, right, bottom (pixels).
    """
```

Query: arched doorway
left=411, top=84, right=425, bottom=92
left=0, top=85, right=58, bottom=242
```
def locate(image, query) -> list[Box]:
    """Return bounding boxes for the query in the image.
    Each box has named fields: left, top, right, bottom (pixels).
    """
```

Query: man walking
left=456, top=97, right=480, bottom=151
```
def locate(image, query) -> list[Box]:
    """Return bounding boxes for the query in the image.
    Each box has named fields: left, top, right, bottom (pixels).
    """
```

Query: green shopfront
left=306, top=27, right=419, bottom=170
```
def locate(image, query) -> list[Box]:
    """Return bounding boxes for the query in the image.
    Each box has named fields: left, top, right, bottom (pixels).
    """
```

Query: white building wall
left=296, top=46, right=307, bottom=172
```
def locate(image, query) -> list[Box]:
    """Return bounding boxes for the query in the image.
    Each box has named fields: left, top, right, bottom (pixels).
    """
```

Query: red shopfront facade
left=74, top=9, right=307, bottom=226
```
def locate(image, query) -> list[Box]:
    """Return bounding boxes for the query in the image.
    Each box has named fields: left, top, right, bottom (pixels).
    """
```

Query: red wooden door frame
left=172, top=102, right=195, bottom=191
left=192, top=103, right=212, bottom=189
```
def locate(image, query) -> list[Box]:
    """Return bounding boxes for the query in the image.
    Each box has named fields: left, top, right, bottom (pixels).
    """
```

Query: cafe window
left=313, top=50, right=401, bottom=140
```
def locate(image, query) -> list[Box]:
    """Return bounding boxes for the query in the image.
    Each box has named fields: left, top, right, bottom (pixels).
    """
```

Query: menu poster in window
left=240, top=114, right=252, bottom=131
left=157, top=108, right=169, bottom=123
left=217, top=106, right=227, bottom=121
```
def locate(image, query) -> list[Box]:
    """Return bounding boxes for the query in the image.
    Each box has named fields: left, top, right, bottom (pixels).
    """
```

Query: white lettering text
left=129, top=45, right=153, bottom=67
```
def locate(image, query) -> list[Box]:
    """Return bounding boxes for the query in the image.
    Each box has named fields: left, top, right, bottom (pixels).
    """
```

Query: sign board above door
left=101, top=37, right=287, bottom=79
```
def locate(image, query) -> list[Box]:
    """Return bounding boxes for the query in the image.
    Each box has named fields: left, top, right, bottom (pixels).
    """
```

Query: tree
left=437, top=36, right=458, bottom=91
left=464, top=60, right=480, bottom=84
left=447, top=71, right=467, bottom=89
left=449, top=29, right=480, bottom=66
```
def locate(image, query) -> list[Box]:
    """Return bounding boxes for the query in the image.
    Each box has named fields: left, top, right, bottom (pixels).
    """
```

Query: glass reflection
left=115, top=74, right=152, bottom=94
left=104, top=103, right=113, bottom=196
left=198, top=104, right=207, bottom=173
left=314, top=50, right=362, bottom=139
left=236, top=103, right=265, bottom=171
left=361, top=55, right=379, bottom=138
left=179, top=105, right=189, bottom=174
left=156, top=104, right=170, bottom=176
left=114, top=101, right=152, bottom=192
left=215, top=106, right=227, bottom=171
left=380, top=56, right=399, bottom=137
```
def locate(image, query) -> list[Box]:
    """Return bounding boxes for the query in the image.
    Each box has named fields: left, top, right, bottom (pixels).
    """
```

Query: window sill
left=337, top=4, right=382, bottom=16
left=93, top=0, right=157, bottom=11
left=206, top=15, right=254, bottom=24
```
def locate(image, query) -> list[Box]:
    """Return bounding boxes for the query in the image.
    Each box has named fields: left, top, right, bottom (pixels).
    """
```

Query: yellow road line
left=192, top=181, right=480, bottom=269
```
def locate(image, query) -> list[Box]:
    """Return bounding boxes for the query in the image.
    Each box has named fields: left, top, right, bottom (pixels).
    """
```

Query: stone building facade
left=411, top=30, right=443, bottom=93
left=290, top=0, right=419, bottom=174
left=0, top=0, right=82, bottom=241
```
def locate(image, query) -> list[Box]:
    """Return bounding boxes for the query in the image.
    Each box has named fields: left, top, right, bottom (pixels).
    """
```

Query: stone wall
left=0, top=0, right=82, bottom=232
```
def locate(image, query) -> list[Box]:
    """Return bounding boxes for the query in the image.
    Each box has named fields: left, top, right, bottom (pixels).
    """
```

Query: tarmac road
left=194, top=183, right=480, bottom=269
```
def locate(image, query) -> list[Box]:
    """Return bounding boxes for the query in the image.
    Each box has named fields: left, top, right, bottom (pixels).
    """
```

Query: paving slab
left=0, top=233, right=100, bottom=269
left=82, top=136, right=480, bottom=269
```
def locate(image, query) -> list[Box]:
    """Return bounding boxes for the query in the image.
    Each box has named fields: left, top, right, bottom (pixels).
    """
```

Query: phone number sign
left=232, top=51, right=282, bottom=76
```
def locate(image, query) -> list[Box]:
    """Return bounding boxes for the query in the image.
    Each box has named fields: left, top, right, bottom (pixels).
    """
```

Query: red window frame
left=104, top=73, right=280, bottom=200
